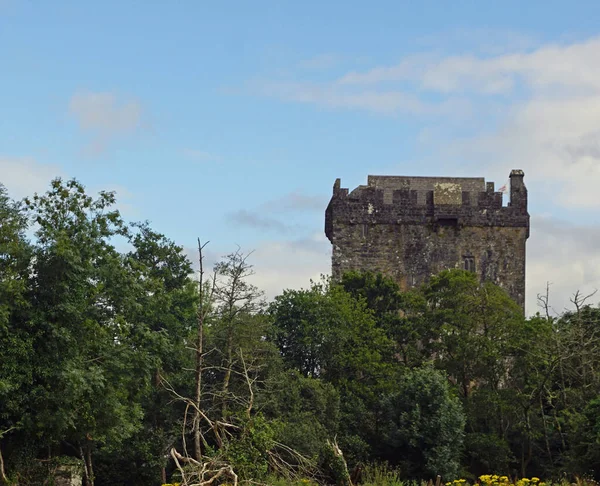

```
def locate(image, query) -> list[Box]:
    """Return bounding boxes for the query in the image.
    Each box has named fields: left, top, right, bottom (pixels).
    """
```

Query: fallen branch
left=170, top=448, right=238, bottom=486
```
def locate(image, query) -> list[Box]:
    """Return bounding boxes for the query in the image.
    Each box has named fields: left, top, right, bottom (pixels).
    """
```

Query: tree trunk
left=194, top=309, right=204, bottom=461
left=221, top=327, right=233, bottom=417
left=326, top=439, right=353, bottom=486
left=539, top=394, right=553, bottom=466
left=0, top=444, right=8, bottom=485
left=80, top=442, right=94, bottom=486
left=194, top=238, right=212, bottom=461
left=86, top=445, right=94, bottom=486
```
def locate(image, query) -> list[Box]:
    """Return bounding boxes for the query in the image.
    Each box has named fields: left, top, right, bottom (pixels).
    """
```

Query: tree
left=269, top=279, right=397, bottom=463
left=260, top=370, right=340, bottom=461
left=269, top=280, right=393, bottom=383
left=166, top=248, right=303, bottom=485
left=211, top=248, right=265, bottom=418
left=541, top=301, right=600, bottom=477
left=20, top=179, right=149, bottom=485
left=380, top=366, right=466, bottom=480
left=94, top=223, right=198, bottom=486
left=419, top=269, right=525, bottom=398
left=339, top=270, right=428, bottom=367
left=0, top=184, right=32, bottom=485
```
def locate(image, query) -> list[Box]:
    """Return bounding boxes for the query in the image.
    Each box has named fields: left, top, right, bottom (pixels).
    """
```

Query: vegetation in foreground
left=1, top=178, right=600, bottom=485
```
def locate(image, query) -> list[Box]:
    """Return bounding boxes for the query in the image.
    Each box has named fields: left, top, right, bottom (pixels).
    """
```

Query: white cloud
left=257, top=36, right=600, bottom=210
left=0, top=156, right=61, bottom=200
left=95, top=183, right=138, bottom=218
left=246, top=234, right=331, bottom=301
left=526, top=215, right=600, bottom=315
left=256, top=80, right=471, bottom=116
left=447, top=93, right=600, bottom=209
left=337, top=37, right=600, bottom=95
left=183, top=234, right=331, bottom=302
left=0, top=156, right=137, bottom=220
left=68, top=91, right=144, bottom=156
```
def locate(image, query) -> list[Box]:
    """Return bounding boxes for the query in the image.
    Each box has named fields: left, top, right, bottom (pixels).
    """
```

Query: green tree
left=0, top=184, right=32, bottom=484
left=380, top=366, right=466, bottom=480
left=260, top=370, right=340, bottom=461
left=545, top=303, right=600, bottom=478
left=269, top=280, right=397, bottom=463
left=20, top=179, right=148, bottom=485
left=94, top=222, right=198, bottom=486
left=339, top=270, right=428, bottom=366
left=269, top=280, right=393, bottom=384
left=420, top=270, right=525, bottom=398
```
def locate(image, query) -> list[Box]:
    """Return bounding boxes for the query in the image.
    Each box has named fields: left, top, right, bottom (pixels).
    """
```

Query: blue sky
left=2, top=1, right=600, bottom=313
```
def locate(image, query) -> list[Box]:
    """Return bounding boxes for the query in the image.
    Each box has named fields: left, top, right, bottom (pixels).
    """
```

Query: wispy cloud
left=0, top=156, right=62, bottom=200
left=236, top=233, right=330, bottom=300
left=338, top=37, right=600, bottom=95
left=181, top=233, right=330, bottom=301
left=0, top=156, right=137, bottom=219
left=96, top=183, right=138, bottom=218
left=415, top=28, right=540, bottom=56
left=68, top=91, right=145, bottom=156
left=260, top=191, right=327, bottom=213
left=227, top=209, right=295, bottom=235
left=254, top=80, right=471, bottom=116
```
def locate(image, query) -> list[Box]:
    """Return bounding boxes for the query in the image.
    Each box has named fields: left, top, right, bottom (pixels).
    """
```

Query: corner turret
left=509, top=169, right=527, bottom=211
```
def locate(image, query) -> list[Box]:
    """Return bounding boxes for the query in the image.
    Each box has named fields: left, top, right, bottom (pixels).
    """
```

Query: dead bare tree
left=570, top=288, right=598, bottom=313
left=212, top=248, right=264, bottom=418
left=163, top=245, right=316, bottom=485
left=537, top=282, right=557, bottom=321
left=171, top=448, right=238, bottom=486
left=325, top=438, right=353, bottom=486
left=193, top=239, right=217, bottom=461
left=164, top=347, right=316, bottom=485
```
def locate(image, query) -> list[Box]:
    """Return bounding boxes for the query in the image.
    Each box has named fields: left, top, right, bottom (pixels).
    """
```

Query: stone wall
left=325, top=170, right=530, bottom=309
left=54, top=465, right=83, bottom=486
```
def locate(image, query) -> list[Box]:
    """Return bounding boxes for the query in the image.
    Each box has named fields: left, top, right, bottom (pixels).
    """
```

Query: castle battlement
left=325, top=170, right=529, bottom=310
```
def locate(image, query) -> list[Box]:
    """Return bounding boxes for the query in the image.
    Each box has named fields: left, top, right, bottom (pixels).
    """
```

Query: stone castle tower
left=325, top=170, right=529, bottom=309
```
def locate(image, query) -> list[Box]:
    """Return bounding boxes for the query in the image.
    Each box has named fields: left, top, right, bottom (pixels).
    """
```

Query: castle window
left=361, top=224, right=369, bottom=238
left=464, top=256, right=476, bottom=272
left=437, top=216, right=458, bottom=227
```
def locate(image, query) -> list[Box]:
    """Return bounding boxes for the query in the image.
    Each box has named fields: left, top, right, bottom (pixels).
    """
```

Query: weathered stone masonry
left=325, top=170, right=530, bottom=309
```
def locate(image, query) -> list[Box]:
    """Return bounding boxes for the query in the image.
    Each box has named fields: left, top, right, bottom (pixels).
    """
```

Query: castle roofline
left=367, top=175, right=486, bottom=193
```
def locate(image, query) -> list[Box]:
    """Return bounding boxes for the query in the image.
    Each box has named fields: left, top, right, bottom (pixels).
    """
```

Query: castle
left=325, top=170, right=529, bottom=309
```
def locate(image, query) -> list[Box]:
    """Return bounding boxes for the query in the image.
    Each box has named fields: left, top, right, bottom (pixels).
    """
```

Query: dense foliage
left=1, top=179, right=599, bottom=485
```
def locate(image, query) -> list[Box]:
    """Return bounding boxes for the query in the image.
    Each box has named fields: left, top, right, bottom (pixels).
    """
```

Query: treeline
left=1, top=179, right=600, bottom=485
